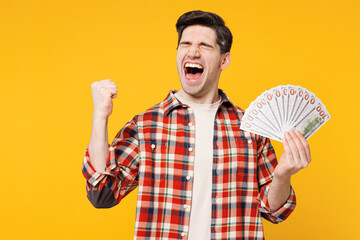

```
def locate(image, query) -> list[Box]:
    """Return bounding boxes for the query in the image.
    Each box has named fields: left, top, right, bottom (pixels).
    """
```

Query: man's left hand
left=274, top=130, right=311, bottom=180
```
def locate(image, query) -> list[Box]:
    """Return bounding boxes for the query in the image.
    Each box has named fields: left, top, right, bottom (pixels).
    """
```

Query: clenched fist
left=91, top=79, right=118, bottom=118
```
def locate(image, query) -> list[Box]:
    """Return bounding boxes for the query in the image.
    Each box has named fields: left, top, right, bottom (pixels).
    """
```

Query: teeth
left=185, top=63, right=203, bottom=69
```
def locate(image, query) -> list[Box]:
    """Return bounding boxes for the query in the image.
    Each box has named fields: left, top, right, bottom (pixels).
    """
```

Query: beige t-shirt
left=175, top=93, right=221, bottom=240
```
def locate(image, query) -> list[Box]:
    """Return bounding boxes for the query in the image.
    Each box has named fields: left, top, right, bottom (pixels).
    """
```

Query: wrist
left=273, top=170, right=291, bottom=183
left=93, top=111, right=110, bottom=121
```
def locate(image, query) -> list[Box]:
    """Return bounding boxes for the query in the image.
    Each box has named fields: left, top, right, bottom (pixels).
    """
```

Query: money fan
left=240, top=85, right=331, bottom=142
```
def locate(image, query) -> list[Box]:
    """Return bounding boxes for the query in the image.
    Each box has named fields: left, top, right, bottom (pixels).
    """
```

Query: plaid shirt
left=82, top=90, right=296, bottom=240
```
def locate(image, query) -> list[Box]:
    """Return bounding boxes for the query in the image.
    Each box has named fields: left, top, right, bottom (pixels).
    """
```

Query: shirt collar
left=162, top=89, right=234, bottom=117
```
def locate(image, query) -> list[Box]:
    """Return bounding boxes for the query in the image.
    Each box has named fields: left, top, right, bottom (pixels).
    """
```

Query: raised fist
left=91, top=79, right=118, bottom=118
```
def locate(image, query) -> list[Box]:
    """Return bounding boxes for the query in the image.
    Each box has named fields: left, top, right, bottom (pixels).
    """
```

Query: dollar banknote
left=240, top=85, right=331, bottom=141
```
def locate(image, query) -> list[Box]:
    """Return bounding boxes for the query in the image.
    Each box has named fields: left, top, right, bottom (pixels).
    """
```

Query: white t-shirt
left=175, top=93, right=221, bottom=240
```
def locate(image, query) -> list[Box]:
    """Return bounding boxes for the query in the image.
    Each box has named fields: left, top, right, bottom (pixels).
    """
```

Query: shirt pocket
left=139, top=141, right=169, bottom=184
left=233, top=135, right=258, bottom=184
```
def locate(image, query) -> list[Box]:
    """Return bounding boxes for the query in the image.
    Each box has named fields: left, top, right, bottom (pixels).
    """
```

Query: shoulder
left=232, top=104, right=245, bottom=117
left=226, top=101, right=265, bottom=143
left=133, top=92, right=173, bottom=123
left=218, top=89, right=245, bottom=118
left=222, top=100, right=245, bottom=121
left=136, top=100, right=164, bottom=119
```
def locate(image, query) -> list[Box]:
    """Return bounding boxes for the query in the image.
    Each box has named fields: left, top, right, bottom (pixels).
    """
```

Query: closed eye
left=179, top=41, right=191, bottom=46
left=179, top=41, right=213, bottom=48
left=200, top=42, right=213, bottom=48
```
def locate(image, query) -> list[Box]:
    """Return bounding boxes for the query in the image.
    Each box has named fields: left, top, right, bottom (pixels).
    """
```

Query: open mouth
left=184, top=62, right=204, bottom=81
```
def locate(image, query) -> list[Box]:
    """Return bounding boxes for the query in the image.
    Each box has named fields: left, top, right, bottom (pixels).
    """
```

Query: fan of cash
left=240, top=85, right=331, bottom=142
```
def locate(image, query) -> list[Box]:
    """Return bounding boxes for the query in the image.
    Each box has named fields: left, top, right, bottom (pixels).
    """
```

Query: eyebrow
left=179, top=41, right=190, bottom=45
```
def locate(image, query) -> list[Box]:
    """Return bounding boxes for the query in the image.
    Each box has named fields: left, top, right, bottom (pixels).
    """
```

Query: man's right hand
left=91, top=79, right=118, bottom=118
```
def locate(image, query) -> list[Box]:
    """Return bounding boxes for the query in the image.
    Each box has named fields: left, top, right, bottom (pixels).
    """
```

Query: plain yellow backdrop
left=1, top=0, right=359, bottom=239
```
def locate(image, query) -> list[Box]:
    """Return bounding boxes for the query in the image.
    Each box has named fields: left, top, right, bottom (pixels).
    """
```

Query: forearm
left=267, top=130, right=311, bottom=212
left=88, top=114, right=110, bottom=172
left=267, top=174, right=291, bottom=212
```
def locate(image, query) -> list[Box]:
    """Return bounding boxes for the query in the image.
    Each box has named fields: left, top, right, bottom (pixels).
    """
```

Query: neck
left=178, top=88, right=220, bottom=104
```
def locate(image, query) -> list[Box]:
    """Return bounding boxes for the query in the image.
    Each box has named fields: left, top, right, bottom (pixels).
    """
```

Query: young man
left=82, top=10, right=311, bottom=239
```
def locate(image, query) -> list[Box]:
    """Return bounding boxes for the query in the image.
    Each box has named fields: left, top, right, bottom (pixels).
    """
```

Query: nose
left=187, top=45, right=200, bottom=58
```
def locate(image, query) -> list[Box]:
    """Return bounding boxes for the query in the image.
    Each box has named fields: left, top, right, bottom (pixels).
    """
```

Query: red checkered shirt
left=82, top=89, right=296, bottom=240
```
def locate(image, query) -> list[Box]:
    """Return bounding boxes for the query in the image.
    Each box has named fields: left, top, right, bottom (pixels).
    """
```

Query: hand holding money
left=274, top=129, right=312, bottom=180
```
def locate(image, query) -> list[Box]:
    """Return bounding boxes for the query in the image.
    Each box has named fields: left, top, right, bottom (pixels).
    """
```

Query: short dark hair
left=176, top=10, right=233, bottom=54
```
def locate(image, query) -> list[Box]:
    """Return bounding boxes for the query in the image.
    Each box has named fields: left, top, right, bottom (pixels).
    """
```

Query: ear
left=219, top=52, right=231, bottom=70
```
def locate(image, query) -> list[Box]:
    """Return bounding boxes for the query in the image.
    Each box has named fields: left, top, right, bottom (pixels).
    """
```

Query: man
left=82, top=10, right=311, bottom=239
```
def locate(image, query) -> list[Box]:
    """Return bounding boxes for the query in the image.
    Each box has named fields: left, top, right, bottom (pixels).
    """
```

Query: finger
left=108, top=88, right=117, bottom=98
left=289, top=130, right=309, bottom=167
left=100, top=82, right=117, bottom=88
left=98, top=86, right=117, bottom=98
left=99, top=83, right=117, bottom=91
left=100, top=80, right=115, bottom=84
left=104, top=85, right=117, bottom=91
left=99, top=79, right=115, bottom=86
left=284, top=131, right=301, bottom=165
left=91, top=80, right=116, bottom=90
left=108, top=86, right=118, bottom=98
left=282, top=132, right=294, bottom=161
left=111, top=92, right=117, bottom=99
left=102, top=85, right=118, bottom=95
left=295, top=130, right=311, bottom=163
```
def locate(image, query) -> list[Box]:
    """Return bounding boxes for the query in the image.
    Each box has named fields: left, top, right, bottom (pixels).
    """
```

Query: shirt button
left=248, top=139, right=252, bottom=144
left=151, top=144, right=156, bottom=149
left=109, top=146, right=115, bottom=151
left=183, top=204, right=189, bottom=209
left=188, top=147, right=193, bottom=152
left=181, top=232, right=186, bottom=237
left=186, top=176, right=191, bottom=180
left=188, top=122, right=193, bottom=127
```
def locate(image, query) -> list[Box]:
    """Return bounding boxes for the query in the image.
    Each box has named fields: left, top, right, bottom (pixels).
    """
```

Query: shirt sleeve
left=82, top=117, right=140, bottom=208
left=256, top=136, right=296, bottom=223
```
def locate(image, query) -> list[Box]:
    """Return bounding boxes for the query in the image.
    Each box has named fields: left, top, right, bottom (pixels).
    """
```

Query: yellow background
left=1, top=0, right=359, bottom=239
